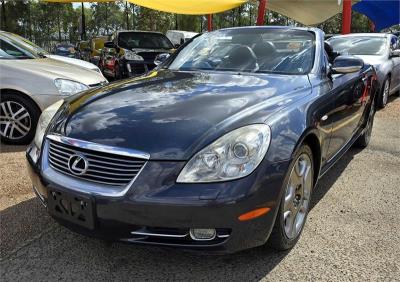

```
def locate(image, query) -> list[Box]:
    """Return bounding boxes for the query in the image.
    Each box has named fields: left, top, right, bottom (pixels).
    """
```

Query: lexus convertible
left=26, top=27, right=377, bottom=253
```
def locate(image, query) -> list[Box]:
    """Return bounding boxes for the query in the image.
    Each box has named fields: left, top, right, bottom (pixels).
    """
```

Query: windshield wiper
left=37, top=52, right=46, bottom=58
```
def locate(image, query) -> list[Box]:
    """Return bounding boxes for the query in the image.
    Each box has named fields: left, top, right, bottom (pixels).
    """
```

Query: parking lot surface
left=1, top=97, right=399, bottom=281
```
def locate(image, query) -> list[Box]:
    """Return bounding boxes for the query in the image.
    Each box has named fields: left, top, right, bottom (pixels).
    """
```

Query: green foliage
left=1, top=0, right=397, bottom=51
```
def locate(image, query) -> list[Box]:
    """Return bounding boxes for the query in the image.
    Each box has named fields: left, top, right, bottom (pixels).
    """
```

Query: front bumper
left=26, top=144, right=289, bottom=253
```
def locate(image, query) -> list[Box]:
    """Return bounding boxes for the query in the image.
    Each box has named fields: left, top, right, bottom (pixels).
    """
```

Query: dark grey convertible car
left=26, top=27, right=377, bottom=253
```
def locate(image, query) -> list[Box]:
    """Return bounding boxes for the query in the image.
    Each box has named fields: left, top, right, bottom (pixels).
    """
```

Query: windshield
left=329, top=36, right=387, bottom=55
left=2, top=32, right=48, bottom=56
left=118, top=32, right=173, bottom=50
left=167, top=28, right=315, bottom=74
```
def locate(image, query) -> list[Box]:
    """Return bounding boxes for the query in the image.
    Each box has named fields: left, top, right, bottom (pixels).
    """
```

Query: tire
left=355, top=99, right=375, bottom=148
left=267, top=144, right=314, bottom=250
left=378, top=77, right=390, bottom=108
left=0, top=92, right=41, bottom=145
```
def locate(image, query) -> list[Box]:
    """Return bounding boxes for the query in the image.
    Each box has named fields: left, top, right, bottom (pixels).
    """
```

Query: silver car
left=0, top=32, right=108, bottom=145
left=1, top=31, right=103, bottom=74
left=328, top=33, right=400, bottom=108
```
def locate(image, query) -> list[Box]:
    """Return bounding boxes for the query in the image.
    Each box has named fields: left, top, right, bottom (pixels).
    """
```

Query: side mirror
left=390, top=49, right=400, bottom=57
left=104, top=41, right=115, bottom=48
left=331, top=56, right=364, bottom=74
left=154, top=53, right=170, bottom=66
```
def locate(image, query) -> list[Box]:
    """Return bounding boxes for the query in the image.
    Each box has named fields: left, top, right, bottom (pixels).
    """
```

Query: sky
left=72, top=3, right=90, bottom=8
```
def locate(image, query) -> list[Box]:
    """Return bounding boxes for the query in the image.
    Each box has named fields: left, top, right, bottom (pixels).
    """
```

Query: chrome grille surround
left=45, top=134, right=149, bottom=187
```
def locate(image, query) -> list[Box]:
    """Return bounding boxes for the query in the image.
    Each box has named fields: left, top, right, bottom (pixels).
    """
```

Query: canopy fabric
left=125, top=0, right=247, bottom=15
left=353, top=0, right=400, bottom=31
left=267, top=0, right=359, bottom=26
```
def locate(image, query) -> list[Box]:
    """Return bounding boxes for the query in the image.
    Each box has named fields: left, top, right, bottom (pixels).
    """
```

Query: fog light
left=189, top=228, right=216, bottom=241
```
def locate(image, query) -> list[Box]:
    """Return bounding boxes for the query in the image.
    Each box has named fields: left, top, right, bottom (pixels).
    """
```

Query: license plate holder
left=47, top=189, right=95, bottom=230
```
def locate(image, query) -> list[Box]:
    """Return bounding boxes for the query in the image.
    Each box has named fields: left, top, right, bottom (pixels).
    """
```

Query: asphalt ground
left=0, top=96, right=399, bottom=281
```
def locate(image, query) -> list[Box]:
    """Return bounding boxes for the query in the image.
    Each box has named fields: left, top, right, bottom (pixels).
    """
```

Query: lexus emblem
left=68, top=154, right=89, bottom=175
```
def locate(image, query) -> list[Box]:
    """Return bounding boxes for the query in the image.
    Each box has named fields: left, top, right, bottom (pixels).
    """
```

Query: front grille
left=137, top=51, right=162, bottom=60
left=47, top=139, right=146, bottom=186
left=129, top=63, right=146, bottom=75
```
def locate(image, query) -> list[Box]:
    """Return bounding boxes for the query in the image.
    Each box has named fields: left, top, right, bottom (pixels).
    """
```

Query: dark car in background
left=101, top=30, right=174, bottom=79
left=27, top=27, right=377, bottom=253
left=53, top=43, right=76, bottom=58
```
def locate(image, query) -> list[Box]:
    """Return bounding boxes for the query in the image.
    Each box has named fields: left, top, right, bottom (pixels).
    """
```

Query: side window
left=0, top=39, right=28, bottom=58
left=390, top=36, right=397, bottom=51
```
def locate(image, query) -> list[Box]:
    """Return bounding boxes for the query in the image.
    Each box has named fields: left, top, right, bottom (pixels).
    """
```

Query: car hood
left=52, top=70, right=311, bottom=160
left=11, top=58, right=106, bottom=86
left=354, top=55, right=385, bottom=67
left=47, top=54, right=100, bottom=71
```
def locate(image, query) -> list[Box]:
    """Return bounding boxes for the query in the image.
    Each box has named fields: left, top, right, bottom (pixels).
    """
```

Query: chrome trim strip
left=32, top=185, right=46, bottom=207
left=216, top=234, right=230, bottom=238
left=46, top=134, right=150, bottom=160
left=130, top=231, right=189, bottom=238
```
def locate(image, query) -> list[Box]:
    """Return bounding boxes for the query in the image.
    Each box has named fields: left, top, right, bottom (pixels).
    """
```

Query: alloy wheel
left=364, top=100, right=375, bottom=144
left=283, top=153, right=313, bottom=239
left=382, top=79, right=390, bottom=106
left=0, top=101, right=32, bottom=140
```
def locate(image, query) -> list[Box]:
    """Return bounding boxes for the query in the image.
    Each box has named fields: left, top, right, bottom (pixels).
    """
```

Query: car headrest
left=252, top=41, right=277, bottom=58
left=219, top=44, right=258, bottom=71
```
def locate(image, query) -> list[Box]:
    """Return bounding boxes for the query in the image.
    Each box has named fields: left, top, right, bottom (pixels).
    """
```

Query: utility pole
left=81, top=2, right=86, bottom=40
left=125, top=1, right=129, bottom=30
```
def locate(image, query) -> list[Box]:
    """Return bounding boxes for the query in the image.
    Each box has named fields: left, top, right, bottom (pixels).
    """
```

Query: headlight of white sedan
left=177, top=124, right=271, bottom=183
left=54, top=78, right=89, bottom=96
left=34, top=99, right=64, bottom=148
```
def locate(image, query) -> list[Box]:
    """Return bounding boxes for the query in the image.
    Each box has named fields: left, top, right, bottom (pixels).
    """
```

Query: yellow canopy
left=268, top=0, right=359, bottom=25
left=125, top=0, right=247, bottom=15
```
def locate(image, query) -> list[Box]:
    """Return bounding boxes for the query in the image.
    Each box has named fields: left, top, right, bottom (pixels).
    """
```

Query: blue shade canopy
left=353, top=0, right=400, bottom=31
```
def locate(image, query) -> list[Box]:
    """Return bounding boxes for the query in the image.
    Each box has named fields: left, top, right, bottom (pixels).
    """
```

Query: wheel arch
left=0, top=88, right=42, bottom=113
left=292, top=129, right=322, bottom=187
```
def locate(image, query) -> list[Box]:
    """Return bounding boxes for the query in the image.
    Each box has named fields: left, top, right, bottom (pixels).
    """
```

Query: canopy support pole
left=341, top=0, right=352, bottom=34
left=207, top=14, right=212, bottom=31
left=256, top=0, right=267, bottom=26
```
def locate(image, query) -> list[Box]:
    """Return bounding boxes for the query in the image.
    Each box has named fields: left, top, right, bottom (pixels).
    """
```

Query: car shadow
left=310, top=147, right=362, bottom=211
left=376, top=94, right=399, bottom=111
left=0, top=143, right=28, bottom=153
left=0, top=148, right=362, bottom=281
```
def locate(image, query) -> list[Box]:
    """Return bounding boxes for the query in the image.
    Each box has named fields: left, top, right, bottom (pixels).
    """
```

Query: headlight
left=177, top=124, right=271, bottom=183
left=34, top=99, right=64, bottom=148
left=124, top=51, right=144, bottom=61
left=54, top=79, right=89, bottom=96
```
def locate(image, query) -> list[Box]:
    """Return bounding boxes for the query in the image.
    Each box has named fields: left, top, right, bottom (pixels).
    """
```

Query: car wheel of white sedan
left=0, top=92, right=40, bottom=145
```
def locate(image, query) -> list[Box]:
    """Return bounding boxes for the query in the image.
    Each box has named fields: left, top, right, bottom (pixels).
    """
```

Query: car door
left=325, top=70, right=367, bottom=160
left=389, top=35, right=400, bottom=91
